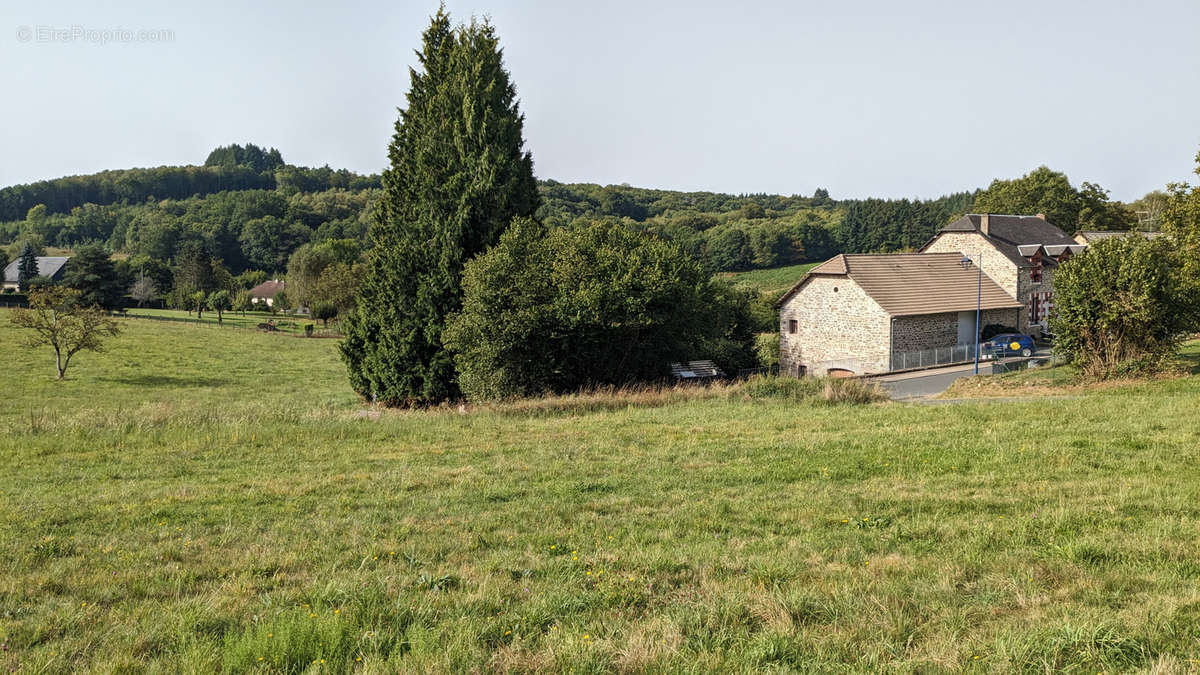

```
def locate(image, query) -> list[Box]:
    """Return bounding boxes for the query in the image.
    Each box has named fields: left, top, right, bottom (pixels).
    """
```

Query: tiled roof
left=248, top=280, right=285, bottom=298
left=778, top=252, right=1021, bottom=317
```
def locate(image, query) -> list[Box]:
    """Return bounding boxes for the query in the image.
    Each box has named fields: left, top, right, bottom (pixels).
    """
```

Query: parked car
left=980, top=333, right=1035, bottom=358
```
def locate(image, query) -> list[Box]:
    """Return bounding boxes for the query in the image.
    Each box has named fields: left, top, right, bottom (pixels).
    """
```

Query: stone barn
left=776, top=253, right=1022, bottom=376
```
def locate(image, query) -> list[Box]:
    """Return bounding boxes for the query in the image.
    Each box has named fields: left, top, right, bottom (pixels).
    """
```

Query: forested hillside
left=1, top=144, right=1141, bottom=302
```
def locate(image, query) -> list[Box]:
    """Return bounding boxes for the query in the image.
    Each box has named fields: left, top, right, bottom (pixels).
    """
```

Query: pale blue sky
left=2, top=0, right=1198, bottom=200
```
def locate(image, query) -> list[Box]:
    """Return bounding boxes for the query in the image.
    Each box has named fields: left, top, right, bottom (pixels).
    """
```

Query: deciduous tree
left=207, top=289, right=231, bottom=325
left=10, top=287, right=121, bottom=379
left=445, top=219, right=756, bottom=401
left=1051, top=236, right=1195, bottom=378
left=129, top=275, right=157, bottom=307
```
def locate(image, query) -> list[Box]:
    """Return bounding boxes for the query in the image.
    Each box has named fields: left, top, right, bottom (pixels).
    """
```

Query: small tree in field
left=10, top=287, right=120, bottom=379
left=129, top=275, right=157, bottom=307
left=191, top=290, right=207, bottom=319
left=273, top=291, right=292, bottom=314
left=207, top=289, right=231, bottom=325
left=232, top=289, right=253, bottom=316
left=311, top=301, right=337, bottom=327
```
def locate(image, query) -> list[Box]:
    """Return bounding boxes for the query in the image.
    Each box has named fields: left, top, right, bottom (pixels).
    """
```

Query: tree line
left=0, top=144, right=381, bottom=222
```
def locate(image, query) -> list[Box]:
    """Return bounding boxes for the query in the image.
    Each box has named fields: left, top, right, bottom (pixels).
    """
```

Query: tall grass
left=3, top=311, right=1200, bottom=671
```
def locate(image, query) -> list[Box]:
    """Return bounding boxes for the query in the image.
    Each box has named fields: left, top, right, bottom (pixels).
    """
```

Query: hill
left=3, top=311, right=1200, bottom=670
left=0, top=147, right=980, bottom=281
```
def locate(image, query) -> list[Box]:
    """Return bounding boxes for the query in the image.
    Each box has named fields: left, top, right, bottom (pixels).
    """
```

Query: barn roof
left=248, top=280, right=285, bottom=298
left=2, top=256, right=70, bottom=284
left=777, top=252, right=1021, bottom=317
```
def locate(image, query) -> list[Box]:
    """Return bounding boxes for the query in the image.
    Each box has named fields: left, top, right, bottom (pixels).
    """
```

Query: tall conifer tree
left=16, top=243, right=39, bottom=292
left=340, top=8, right=538, bottom=405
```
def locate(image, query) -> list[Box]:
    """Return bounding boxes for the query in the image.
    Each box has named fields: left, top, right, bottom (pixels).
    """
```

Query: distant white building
left=248, top=279, right=286, bottom=307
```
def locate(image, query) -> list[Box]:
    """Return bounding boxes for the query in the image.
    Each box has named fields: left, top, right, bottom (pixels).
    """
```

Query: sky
left=2, top=0, right=1198, bottom=201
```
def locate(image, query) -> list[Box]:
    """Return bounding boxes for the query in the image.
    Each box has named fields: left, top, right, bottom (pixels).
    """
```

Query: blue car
left=981, top=333, right=1035, bottom=358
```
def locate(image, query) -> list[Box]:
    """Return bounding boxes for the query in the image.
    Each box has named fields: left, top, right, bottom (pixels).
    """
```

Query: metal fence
left=889, top=344, right=978, bottom=372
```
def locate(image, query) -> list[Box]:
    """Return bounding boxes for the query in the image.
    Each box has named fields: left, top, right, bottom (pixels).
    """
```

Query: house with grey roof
left=776, top=253, right=1022, bottom=376
left=919, top=214, right=1086, bottom=335
left=2, top=256, right=70, bottom=291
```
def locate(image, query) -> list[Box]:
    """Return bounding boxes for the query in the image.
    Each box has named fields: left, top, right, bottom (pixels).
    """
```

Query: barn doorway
left=957, top=311, right=978, bottom=345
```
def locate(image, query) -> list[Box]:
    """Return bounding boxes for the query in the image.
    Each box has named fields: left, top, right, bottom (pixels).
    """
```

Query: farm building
left=776, top=253, right=1021, bottom=377
left=248, top=279, right=286, bottom=307
left=2, top=256, right=70, bottom=291
left=920, top=214, right=1085, bottom=335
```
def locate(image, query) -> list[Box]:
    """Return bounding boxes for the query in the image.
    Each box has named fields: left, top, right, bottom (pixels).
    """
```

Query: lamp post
left=960, top=254, right=983, bottom=374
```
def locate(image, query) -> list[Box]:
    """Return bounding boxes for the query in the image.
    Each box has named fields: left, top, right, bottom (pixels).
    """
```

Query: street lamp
left=959, top=254, right=983, bottom=374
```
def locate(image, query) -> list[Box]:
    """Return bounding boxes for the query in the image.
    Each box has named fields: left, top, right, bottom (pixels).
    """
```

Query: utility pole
left=973, top=252, right=982, bottom=375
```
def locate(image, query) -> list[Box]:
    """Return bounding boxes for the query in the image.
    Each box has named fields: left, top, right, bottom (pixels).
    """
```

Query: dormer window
left=1030, top=250, right=1043, bottom=282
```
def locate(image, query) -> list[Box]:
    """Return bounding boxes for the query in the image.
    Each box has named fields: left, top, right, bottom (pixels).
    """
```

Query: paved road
left=872, top=348, right=1052, bottom=400
left=872, top=362, right=993, bottom=400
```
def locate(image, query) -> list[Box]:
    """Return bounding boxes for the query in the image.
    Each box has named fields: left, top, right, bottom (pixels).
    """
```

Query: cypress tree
left=340, top=8, right=539, bottom=406
left=17, top=244, right=39, bottom=292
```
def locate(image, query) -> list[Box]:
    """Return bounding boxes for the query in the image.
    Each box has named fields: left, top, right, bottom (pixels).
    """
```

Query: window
left=788, top=319, right=798, bottom=334
left=1030, top=251, right=1043, bottom=282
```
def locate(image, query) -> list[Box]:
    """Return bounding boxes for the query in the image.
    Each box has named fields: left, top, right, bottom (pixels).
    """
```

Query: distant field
left=726, top=262, right=820, bottom=298
left=123, top=307, right=340, bottom=337
left=4, top=311, right=1200, bottom=671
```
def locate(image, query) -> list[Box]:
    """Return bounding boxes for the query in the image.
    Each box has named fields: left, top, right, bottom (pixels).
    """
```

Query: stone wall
left=922, top=232, right=1019, bottom=298
left=892, top=308, right=1020, bottom=354
left=1017, top=266, right=1056, bottom=334
left=779, top=276, right=891, bottom=376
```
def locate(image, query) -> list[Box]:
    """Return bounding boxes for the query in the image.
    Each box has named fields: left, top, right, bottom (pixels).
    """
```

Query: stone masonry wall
left=1017, top=266, right=1056, bottom=334
left=779, top=276, right=891, bottom=376
left=923, top=232, right=1019, bottom=298
left=892, top=308, right=1020, bottom=354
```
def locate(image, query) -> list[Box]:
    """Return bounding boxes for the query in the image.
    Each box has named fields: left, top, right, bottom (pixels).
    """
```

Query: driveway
left=872, top=362, right=993, bottom=400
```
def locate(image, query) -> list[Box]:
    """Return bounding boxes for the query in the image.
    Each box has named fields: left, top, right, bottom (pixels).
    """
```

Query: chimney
left=979, top=213, right=990, bottom=237
left=1035, top=213, right=1046, bottom=221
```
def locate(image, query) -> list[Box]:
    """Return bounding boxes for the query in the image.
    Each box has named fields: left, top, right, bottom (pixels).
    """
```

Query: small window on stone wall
left=788, top=319, right=798, bottom=334
left=833, top=286, right=838, bottom=293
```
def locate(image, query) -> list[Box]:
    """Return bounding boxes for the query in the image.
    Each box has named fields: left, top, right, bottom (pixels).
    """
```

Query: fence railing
left=889, top=344, right=979, bottom=372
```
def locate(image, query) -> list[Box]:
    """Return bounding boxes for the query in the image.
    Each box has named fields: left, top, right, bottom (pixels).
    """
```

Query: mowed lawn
left=4, top=313, right=1200, bottom=672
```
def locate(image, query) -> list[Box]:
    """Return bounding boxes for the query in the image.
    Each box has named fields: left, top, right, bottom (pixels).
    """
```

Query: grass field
left=726, top=262, right=820, bottom=300
left=122, top=308, right=340, bottom=337
left=4, top=312, right=1200, bottom=672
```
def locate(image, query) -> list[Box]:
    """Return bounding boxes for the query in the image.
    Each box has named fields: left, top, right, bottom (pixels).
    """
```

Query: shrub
left=446, top=219, right=756, bottom=401
left=311, top=301, right=337, bottom=327
left=754, top=333, right=780, bottom=369
left=1051, top=235, right=1197, bottom=379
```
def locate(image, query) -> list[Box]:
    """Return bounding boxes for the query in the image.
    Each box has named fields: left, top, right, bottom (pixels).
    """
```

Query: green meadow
left=727, top=262, right=821, bottom=299
left=3, top=311, right=1200, bottom=672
